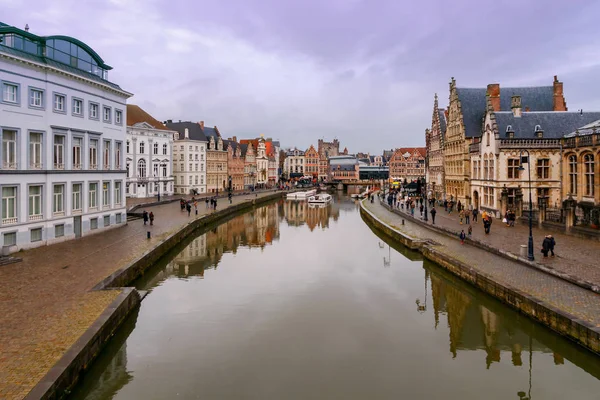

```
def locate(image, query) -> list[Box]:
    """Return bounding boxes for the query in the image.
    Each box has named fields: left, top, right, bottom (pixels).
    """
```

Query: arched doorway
left=473, top=190, right=479, bottom=209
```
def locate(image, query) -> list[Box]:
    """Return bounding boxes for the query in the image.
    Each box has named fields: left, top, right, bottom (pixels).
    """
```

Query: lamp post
left=519, top=150, right=535, bottom=261
left=423, top=178, right=429, bottom=222
left=154, top=171, right=161, bottom=202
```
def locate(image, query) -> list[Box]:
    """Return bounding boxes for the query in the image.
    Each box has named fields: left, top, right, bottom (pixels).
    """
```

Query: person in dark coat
left=142, top=210, right=148, bottom=225
left=186, top=202, right=191, bottom=216
left=459, top=229, right=466, bottom=244
left=549, top=235, right=556, bottom=257
left=149, top=211, right=154, bottom=225
left=430, top=207, right=437, bottom=224
left=542, top=235, right=552, bottom=257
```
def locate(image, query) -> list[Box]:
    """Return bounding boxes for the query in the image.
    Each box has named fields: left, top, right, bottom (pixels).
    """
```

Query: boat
left=307, top=193, right=332, bottom=204
left=286, top=189, right=317, bottom=200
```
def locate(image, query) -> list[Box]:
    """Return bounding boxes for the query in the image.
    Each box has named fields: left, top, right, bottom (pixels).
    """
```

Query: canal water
left=71, top=196, right=600, bottom=399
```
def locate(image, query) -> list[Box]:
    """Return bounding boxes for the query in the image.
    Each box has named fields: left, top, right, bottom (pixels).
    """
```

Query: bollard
left=147, top=231, right=151, bottom=239
left=519, top=245, right=527, bottom=258
left=402, top=219, right=405, bottom=225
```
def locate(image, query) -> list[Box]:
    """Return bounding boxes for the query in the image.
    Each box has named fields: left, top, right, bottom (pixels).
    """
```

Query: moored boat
left=286, top=189, right=317, bottom=200
left=307, top=193, right=332, bottom=204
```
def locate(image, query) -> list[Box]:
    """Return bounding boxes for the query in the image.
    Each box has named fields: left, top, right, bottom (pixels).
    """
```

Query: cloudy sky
left=3, top=0, right=600, bottom=153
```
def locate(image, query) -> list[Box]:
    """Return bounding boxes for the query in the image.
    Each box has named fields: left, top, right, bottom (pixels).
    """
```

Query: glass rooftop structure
left=0, top=22, right=121, bottom=89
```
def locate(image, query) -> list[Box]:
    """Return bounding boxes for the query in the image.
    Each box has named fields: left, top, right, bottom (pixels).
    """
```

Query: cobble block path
left=364, top=199, right=600, bottom=328
left=0, top=191, right=279, bottom=400
left=409, top=203, right=600, bottom=287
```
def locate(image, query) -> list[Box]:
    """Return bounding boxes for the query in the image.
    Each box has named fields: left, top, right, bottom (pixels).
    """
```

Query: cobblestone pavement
left=125, top=188, right=282, bottom=209
left=364, top=199, right=600, bottom=328
left=389, top=200, right=600, bottom=287
left=0, top=191, right=280, bottom=400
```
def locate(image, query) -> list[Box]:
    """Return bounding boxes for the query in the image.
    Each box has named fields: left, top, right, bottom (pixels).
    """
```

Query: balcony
left=73, top=163, right=82, bottom=170
left=2, top=217, right=18, bottom=225
left=54, top=163, right=65, bottom=170
left=89, top=164, right=98, bottom=170
left=499, top=138, right=561, bottom=149
left=30, top=163, right=42, bottom=170
left=29, top=214, right=43, bottom=221
left=563, top=132, right=599, bottom=149
left=3, top=161, right=17, bottom=169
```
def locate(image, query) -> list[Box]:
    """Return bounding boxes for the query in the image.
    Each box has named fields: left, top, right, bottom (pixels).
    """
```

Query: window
left=115, top=110, right=122, bottom=125
left=103, top=182, right=110, bottom=207
left=103, top=141, right=111, bottom=169
left=2, top=186, right=17, bottom=223
left=2, top=82, right=18, bottom=103
left=162, top=164, right=167, bottom=177
left=195, top=154, right=198, bottom=160
left=53, top=93, right=65, bottom=112
left=2, top=130, right=17, bottom=169
left=153, top=163, right=159, bottom=177
left=29, top=88, right=44, bottom=108
left=180, top=163, right=184, bottom=171
left=4, top=232, right=17, bottom=246
left=89, top=139, right=98, bottom=169
left=116, top=213, right=122, bottom=224
left=189, top=154, right=192, bottom=161
left=55, top=224, right=65, bottom=238
left=89, top=183, right=98, bottom=209
left=89, top=102, right=99, bottom=119
left=137, top=159, right=146, bottom=177
left=72, top=137, right=82, bottom=169
left=72, top=183, right=82, bottom=212
left=103, top=106, right=111, bottom=123
left=180, top=145, right=184, bottom=151
left=126, top=140, right=130, bottom=153
left=115, top=181, right=121, bottom=205
left=153, top=142, right=158, bottom=155
left=506, top=158, right=519, bottom=179
left=195, top=175, right=198, bottom=184
left=536, top=158, right=550, bottom=179
left=72, top=98, right=83, bottom=116
left=53, top=185, right=64, bottom=214
left=53, top=135, right=65, bottom=169
left=189, top=163, right=192, bottom=171
left=28, top=185, right=42, bottom=219
left=189, top=176, right=192, bottom=184
left=139, top=141, right=145, bottom=154
left=115, top=142, right=122, bottom=169
left=584, top=154, right=595, bottom=197
left=179, top=154, right=184, bottom=161
left=30, top=228, right=42, bottom=242
left=90, top=218, right=98, bottom=230
left=163, top=144, right=168, bottom=155
left=195, top=163, right=198, bottom=171
left=483, top=155, right=489, bottom=180
left=189, top=146, right=192, bottom=151
left=569, top=155, right=578, bottom=195
left=104, top=215, right=110, bottom=226
left=29, top=132, right=42, bottom=169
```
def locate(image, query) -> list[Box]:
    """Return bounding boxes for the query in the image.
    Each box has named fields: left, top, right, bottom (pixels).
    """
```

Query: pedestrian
left=542, top=235, right=552, bottom=257
left=229, top=192, right=233, bottom=204
left=419, top=204, right=424, bottom=217
left=459, top=229, right=466, bottom=244
left=214, top=198, right=218, bottom=211
left=444, top=199, right=448, bottom=212
left=205, top=197, right=209, bottom=209
left=142, top=210, right=148, bottom=225
left=194, top=201, right=198, bottom=215
left=458, top=200, right=462, bottom=212
left=149, top=211, right=154, bottom=226
left=186, top=202, right=191, bottom=216
left=410, top=203, right=415, bottom=216
left=430, top=206, right=437, bottom=224
left=503, top=211, right=509, bottom=226
left=472, top=208, right=478, bottom=222
left=548, top=235, right=556, bottom=257
left=465, top=209, right=471, bottom=225
left=459, top=209, right=464, bottom=225
left=468, top=224, right=472, bottom=237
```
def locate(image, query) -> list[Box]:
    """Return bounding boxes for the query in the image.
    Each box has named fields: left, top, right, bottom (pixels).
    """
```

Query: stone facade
left=256, top=137, right=269, bottom=185
left=389, top=147, right=426, bottom=182
left=226, top=139, right=244, bottom=191
left=318, top=139, right=339, bottom=181
left=242, top=142, right=256, bottom=189
left=205, top=124, right=228, bottom=193
left=304, top=145, right=319, bottom=177
left=283, top=148, right=305, bottom=178
left=425, top=94, right=447, bottom=200
left=166, top=122, right=207, bottom=195
left=329, top=155, right=358, bottom=182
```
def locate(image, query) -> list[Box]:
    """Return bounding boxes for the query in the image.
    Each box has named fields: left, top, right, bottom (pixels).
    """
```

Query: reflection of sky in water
left=71, top=199, right=600, bottom=400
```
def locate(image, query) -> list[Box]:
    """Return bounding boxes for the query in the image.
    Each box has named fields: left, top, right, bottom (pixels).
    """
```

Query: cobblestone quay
left=360, top=198, right=600, bottom=356
left=0, top=191, right=284, bottom=400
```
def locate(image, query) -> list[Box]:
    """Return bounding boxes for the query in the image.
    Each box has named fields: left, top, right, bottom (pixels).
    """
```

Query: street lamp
left=423, top=178, right=428, bottom=222
left=518, top=150, right=535, bottom=261
left=154, top=171, right=161, bottom=202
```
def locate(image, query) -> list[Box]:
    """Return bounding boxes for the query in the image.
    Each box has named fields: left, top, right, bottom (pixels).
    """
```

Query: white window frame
left=29, top=87, right=44, bottom=109
left=103, top=106, right=112, bottom=123
left=1, top=186, right=18, bottom=224
left=115, top=109, right=123, bottom=125
left=72, top=98, right=83, bottom=116
left=72, top=137, right=83, bottom=170
left=53, top=93, right=66, bottom=113
left=89, top=102, right=99, bottom=120
left=102, top=182, right=110, bottom=208
left=72, top=183, right=82, bottom=213
left=29, top=131, right=43, bottom=169
left=115, top=181, right=121, bottom=205
left=89, top=182, right=98, bottom=209
left=103, top=140, right=111, bottom=169
left=2, top=81, right=19, bottom=104
left=28, top=185, right=43, bottom=220
left=89, top=139, right=98, bottom=169
left=115, top=142, right=122, bottom=169
left=53, top=135, right=65, bottom=170
left=2, top=129, right=18, bottom=169
left=53, top=184, right=64, bottom=215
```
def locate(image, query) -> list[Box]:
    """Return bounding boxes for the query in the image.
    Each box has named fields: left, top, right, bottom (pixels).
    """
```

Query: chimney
left=184, top=128, right=189, bottom=139
left=24, top=24, right=29, bottom=32
left=214, top=126, right=220, bottom=136
left=510, top=95, right=522, bottom=117
left=553, top=75, right=567, bottom=111
left=525, top=106, right=530, bottom=112
left=232, top=136, right=237, bottom=143
left=487, top=83, right=500, bottom=111
left=199, top=121, right=204, bottom=130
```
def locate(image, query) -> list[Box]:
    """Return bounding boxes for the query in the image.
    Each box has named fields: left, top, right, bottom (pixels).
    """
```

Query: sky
left=3, top=0, right=600, bottom=154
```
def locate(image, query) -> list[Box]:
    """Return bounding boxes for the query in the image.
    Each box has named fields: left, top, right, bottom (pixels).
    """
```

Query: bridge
left=324, top=180, right=385, bottom=190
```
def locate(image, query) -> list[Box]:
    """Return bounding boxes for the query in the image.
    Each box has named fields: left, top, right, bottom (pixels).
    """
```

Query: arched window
left=163, top=143, right=168, bottom=155
left=137, top=159, right=146, bottom=178
left=584, top=154, right=595, bottom=197
left=569, top=155, right=578, bottom=195
left=489, top=154, right=495, bottom=180
left=139, top=141, right=145, bottom=154
left=153, top=142, right=158, bottom=155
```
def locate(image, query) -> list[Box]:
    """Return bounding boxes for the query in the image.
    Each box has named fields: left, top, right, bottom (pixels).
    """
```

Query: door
left=74, top=216, right=82, bottom=238
left=473, top=191, right=479, bottom=210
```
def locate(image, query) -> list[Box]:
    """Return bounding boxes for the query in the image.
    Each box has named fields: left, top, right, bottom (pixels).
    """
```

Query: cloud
left=3, top=0, right=600, bottom=153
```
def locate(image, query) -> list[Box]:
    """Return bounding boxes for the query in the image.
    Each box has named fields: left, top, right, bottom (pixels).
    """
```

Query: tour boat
left=307, top=193, right=332, bottom=204
left=286, top=189, right=317, bottom=200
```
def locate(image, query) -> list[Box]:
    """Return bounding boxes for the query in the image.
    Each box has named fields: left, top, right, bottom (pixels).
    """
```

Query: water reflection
left=70, top=198, right=600, bottom=400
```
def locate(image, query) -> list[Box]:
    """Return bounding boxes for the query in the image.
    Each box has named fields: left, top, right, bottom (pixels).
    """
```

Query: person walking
left=186, top=202, right=191, bottom=216
left=472, top=208, right=478, bottom=222
left=410, top=202, right=415, bottom=217
left=459, top=209, right=464, bottom=225
left=149, top=211, right=154, bottom=226
left=548, top=235, right=556, bottom=257
left=419, top=204, right=424, bottom=217
left=205, top=197, right=209, bottom=209
left=457, top=200, right=462, bottom=212
left=229, top=192, right=233, bottom=204
left=468, top=224, right=472, bottom=238
left=465, top=209, right=471, bottom=225
left=542, top=235, right=552, bottom=257
left=444, top=199, right=448, bottom=212
left=459, top=229, right=466, bottom=244
left=214, top=198, right=218, bottom=211
left=143, top=210, right=148, bottom=225
left=194, top=201, right=198, bottom=215
left=430, top=206, right=437, bottom=224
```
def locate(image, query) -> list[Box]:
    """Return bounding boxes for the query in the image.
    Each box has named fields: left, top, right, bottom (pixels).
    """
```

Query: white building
left=256, top=136, right=269, bottom=185
left=0, top=22, right=132, bottom=254
left=283, top=148, right=305, bottom=179
left=165, top=121, right=207, bottom=195
left=125, top=105, right=174, bottom=199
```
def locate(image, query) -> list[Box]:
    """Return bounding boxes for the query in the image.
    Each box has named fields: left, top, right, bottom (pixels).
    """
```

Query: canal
left=71, top=196, right=600, bottom=399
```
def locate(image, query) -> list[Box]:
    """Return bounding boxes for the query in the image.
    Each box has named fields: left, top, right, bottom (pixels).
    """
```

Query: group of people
left=503, top=210, right=516, bottom=227
left=142, top=210, right=154, bottom=225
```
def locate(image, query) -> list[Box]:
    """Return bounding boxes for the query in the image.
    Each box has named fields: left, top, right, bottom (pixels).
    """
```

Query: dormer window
left=505, top=125, right=515, bottom=138
left=534, top=125, right=543, bottom=138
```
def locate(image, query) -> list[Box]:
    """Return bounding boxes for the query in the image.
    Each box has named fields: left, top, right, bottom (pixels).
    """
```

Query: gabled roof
left=438, top=109, right=447, bottom=136
left=393, top=147, right=426, bottom=158
left=127, top=105, right=171, bottom=131
left=495, top=111, right=600, bottom=139
left=564, top=119, right=600, bottom=138
left=165, top=121, right=207, bottom=142
left=456, top=86, right=554, bottom=137
left=203, top=126, right=219, bottom=139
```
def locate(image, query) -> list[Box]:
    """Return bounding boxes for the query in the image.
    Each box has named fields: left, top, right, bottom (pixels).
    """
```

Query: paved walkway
left=390, top=200, right=600, bottom=288
left=0, top=191, right=281, bottom=400
left=364, top=199, right=600, bottom=328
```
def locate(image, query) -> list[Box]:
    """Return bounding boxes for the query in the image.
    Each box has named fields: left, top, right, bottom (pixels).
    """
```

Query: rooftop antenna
left=24, top=24, right=29, bottom=32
